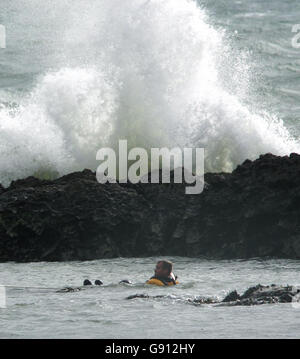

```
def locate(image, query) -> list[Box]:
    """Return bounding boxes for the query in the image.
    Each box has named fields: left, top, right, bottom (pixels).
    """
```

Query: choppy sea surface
left=1, top=257, right=300, bottom=339
left=1, top=0, right=300, bottom=339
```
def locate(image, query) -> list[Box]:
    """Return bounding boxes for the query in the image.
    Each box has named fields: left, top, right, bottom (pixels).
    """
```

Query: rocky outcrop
left=1, top=153, right=300, bottom=262
left=221, top=284, right=300, bottom=306
left=126, top=285, right=300, bottom=306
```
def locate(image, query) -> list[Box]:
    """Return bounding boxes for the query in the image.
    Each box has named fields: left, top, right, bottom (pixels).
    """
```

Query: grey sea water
left=202, top=0, right=300, bottom=134
left=1, top=257, right=300, bottom=339
left=1, top=0, right=300, bottom=338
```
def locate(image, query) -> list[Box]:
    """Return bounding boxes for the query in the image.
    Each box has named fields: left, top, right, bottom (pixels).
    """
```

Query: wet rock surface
left=1, top=153, right=300, bottom=262
left=221, top=284, right=300, bottom=306
left=126, top=284, right=300, bottom=306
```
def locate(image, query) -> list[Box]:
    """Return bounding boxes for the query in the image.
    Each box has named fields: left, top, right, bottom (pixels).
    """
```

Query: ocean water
left=1, top=0, right=300, bottom=339
left=0, top=0, right=300, bottom=186
left=1, top=257, right=300, bottom=339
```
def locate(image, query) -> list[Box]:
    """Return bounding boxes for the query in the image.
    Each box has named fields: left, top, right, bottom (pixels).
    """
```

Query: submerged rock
left=126, top=284, right=300, bottom=306
left=188, top=297, right=218, bottom=305
left=126, top=294, right=150, bottom=300
left=1, top=153, right=300, bottom=262
left=222, top=290, right=240, bottom=302
left=56, top=287, right=82, bottom=293
left=221, top=284, right=300, bottom=306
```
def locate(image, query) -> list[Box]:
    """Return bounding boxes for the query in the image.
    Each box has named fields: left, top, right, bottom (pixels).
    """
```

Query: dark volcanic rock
left=126, top=284, right=300, bottom=306
left=1, top=153, right=300, bottom=262
left=222, top=290, right=240, bottom=302
left=221, top=284, right=300, bottom=306
left=56, top=287, right=82, bottom=293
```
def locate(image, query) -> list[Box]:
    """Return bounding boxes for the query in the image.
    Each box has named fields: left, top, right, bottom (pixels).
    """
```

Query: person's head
left=154, top=260, right=173, bottom=278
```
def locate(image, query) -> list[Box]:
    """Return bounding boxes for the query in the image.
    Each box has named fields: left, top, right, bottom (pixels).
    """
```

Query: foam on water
left=0, top=0, right=299, bottom=186
left=1, top=257, right=300, bottom=338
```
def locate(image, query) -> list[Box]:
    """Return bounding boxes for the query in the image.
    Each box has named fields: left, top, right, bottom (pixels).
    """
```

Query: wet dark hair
left=158, top=260, right=173, bottom=275
left=83, top=279, right=92, bottom=286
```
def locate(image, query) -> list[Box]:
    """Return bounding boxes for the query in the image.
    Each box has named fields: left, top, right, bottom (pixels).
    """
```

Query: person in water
left=146, top=260, right=179, bottom=286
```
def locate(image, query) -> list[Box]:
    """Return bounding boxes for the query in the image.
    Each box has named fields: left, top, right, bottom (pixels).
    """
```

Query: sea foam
left=0, top=0, right=299, bottom=186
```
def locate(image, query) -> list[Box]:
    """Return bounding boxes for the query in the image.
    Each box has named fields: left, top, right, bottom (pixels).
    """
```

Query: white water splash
left=0, top=0, right=299, bottom=186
